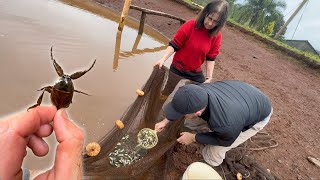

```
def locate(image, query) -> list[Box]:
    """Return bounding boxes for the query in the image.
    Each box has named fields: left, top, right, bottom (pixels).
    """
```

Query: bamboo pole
left=124, top=45, right=167, bottom=58
left=118, top=0, right=132, bottom=32
left=113, top=31, right=122, bottom=71
left=130, top=5, right=186, bottom=24
left=114, top=0, right=132, bottom=70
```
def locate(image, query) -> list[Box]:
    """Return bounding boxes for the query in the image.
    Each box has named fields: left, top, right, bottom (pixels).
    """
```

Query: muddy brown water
left=0, top=0, right=170, bottom=171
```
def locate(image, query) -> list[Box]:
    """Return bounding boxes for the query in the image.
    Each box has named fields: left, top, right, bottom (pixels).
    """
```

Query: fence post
left=138, top=11, right=146, bottom=35
left=118, top=0, right=132, bottom=32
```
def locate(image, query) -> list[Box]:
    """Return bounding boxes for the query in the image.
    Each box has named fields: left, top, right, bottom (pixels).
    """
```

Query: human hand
left=154, top=59, right=165, bottom=69
left=204, top=78, right=212, bottom=83
left=177, top=132, right=196, bottom=145
left=154, top=118, right=170, bottom=132
left=0, top=106, right=84, bottom=180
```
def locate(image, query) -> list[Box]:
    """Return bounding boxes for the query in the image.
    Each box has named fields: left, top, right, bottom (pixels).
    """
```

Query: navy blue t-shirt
left=196, top=80, right=272, bottom=147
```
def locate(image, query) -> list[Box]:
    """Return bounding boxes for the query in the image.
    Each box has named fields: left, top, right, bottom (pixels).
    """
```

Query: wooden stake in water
left=117, top=0, right=132, bottom=32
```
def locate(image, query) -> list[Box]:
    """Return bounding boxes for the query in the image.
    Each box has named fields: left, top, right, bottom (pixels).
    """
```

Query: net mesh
left=83, top=66, right=186, bottom=179
left=83, top=66, right=278, bottom=180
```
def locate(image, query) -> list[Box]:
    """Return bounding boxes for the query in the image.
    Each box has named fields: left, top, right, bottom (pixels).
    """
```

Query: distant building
left=285, top=40, right=320, bottom=56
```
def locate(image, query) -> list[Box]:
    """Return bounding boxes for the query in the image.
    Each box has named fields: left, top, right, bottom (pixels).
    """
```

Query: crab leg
left=27, top=86, right=53, bottom=111
left=74, top=89, right=90, bottom=96
left=50, top=46, right=64, bottom=77
left=70, top=59, right=96, bottom=80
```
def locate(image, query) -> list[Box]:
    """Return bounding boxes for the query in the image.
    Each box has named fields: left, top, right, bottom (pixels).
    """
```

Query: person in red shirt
left=155, top=0, right=229, bottom=95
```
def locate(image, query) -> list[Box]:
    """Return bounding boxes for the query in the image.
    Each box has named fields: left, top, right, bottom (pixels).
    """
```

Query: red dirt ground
left=94, top=0, right=320, bottom=179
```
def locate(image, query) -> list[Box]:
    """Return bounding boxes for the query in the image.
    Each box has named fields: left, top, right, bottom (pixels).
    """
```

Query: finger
left=156, top=128, right=162, bottom=133
left=51, top=109, right=84, bottom=179
left=177, top=137, right=181, bottom=141
left=27, top=134, right=49, bottom=156
left=35, top=124, right=53, bottom=137
left=10, top=106, right=57, bottom=137
left=53, top=109, right=83, bottom=142
left=154, top=125, right=161, bottom=132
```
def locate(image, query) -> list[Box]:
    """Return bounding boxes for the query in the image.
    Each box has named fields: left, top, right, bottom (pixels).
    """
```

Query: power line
left=291, top=0, right=309, bottom=39
left=284, top=3, right=300, bottom=17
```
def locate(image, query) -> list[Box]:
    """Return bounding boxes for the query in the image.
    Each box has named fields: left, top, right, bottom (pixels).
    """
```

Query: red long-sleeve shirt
left=170, top=19, right=222, bottom=72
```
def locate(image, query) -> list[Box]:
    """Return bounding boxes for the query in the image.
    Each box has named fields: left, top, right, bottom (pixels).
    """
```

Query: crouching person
left=155, top=80, right=272, bottom=166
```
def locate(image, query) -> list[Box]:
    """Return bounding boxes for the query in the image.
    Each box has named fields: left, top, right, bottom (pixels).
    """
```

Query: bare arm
left=154, top=46, right=175, bottom=69
left=204, top=60, right=215, bottom=83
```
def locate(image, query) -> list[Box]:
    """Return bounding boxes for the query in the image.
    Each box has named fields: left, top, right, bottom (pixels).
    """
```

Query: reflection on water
left=0, top=0, right=170, bottom=171
left=113, top=31, right=122, bottom=71
left=114, top=31, right=167, bottom=70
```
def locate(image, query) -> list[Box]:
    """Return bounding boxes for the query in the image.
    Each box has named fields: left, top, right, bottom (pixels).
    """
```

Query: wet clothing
left=169, top=19, right=222, bottom=74
left=195, top=80, right=272, bottom=147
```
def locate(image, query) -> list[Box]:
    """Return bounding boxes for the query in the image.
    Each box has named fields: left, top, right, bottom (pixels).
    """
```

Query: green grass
left=182, top=0, right=203, bottom=9
left=228, top=19, right=320, bottom=63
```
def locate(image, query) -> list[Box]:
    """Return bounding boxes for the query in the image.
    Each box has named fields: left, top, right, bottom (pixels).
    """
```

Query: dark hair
left=195, top=0, right=229, bottom=37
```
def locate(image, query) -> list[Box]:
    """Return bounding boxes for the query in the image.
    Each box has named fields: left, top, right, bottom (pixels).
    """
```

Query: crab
left=28, top=46, right=96, bottom=110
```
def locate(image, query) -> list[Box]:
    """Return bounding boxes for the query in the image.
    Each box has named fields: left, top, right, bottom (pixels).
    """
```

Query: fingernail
left=60, top=108, right=68, bottom=119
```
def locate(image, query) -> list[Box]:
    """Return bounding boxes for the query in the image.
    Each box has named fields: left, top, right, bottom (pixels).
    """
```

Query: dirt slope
left=95, top=0, right=320, bottom=179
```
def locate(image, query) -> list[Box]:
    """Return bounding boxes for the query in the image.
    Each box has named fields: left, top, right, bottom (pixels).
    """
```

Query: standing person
left=155, top=0, right=229, bottom=99
left=0, top=106, right=84, bottom=180
left=155, top=80, right=273, bottom=166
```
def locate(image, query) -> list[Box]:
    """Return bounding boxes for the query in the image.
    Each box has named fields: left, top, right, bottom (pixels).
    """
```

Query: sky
left=236, top=0, right=320, bottom=51
left=282, top=0, right=320, bottom=51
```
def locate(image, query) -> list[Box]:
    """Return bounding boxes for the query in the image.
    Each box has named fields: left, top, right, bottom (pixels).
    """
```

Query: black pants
left=161, top=65, right=205, bottom=97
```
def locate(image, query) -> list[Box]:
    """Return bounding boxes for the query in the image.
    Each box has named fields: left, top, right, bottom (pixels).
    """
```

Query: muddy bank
left=90, top=0, right=320, bottom=179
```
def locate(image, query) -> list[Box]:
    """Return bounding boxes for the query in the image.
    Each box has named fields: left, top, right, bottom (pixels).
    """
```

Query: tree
left=261, top=21, right=275, bottom=36
left=233, top=0, right=286, bottom=30
left=226, top=0, right=237, bottom=17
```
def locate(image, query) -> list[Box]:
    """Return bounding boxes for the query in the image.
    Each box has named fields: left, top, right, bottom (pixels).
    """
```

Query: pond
left=0, top=0, right=171, bottom=171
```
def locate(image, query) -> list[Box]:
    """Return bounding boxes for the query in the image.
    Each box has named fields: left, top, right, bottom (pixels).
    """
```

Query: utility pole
left=274, top=0, right=308, bottom=39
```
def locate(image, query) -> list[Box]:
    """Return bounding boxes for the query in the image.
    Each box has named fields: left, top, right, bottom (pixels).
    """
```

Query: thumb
left=49, top=109, right=84, bottom=179
left=53, top=109, right=84, bottom=142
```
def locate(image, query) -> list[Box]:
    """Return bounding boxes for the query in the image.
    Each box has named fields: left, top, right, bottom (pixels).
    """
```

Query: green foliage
left=182, top=0, right=193, bottom=5
left=192, top=0, right=212, bottom=6
left=261, top=21, right=275, bottom=36
left=182, top=0, right=203, bottom=9
left=230, top=0, right=286, bottom=34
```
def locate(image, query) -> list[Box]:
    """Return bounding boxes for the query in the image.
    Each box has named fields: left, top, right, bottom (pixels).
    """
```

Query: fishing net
left=171, top=132, right=279, bottom=180
left=83, top=66, right=279, bottom=180
left=83, top=66, right=188, bottom=179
